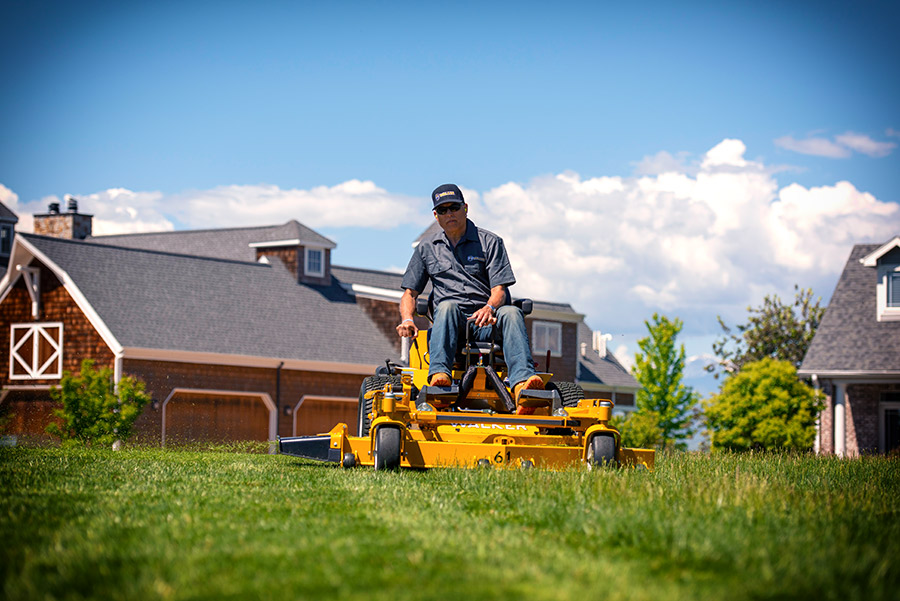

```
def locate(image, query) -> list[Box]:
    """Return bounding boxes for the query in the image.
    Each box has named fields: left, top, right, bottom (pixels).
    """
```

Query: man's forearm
left=400, top=290, right=417, bottom=321
left=487, top=287, right=507, bottom=311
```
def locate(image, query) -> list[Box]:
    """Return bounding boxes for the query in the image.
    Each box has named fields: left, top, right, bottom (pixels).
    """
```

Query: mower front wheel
left=374, top=426, right=402, bottom=471
left=589, top=434, right=617, bottom=468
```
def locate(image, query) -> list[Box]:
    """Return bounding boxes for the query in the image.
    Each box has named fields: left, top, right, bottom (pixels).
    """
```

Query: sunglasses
left=435, top=202, right=463, bottom=215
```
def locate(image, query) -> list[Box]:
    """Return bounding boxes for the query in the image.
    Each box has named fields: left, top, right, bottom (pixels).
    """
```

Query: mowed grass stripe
left=1, top=448, right=897, bottom=601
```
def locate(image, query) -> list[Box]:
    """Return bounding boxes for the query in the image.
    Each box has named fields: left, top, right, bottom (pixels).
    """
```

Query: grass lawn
left=1, top=447, right=897, bottom=601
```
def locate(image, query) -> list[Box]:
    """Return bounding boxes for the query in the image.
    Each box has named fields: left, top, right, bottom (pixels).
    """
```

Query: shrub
left=611, top=410, right=664, bottom=449
left=46, top=359, right=151, bottom=447
left=703, top=358, right=823, bottom=452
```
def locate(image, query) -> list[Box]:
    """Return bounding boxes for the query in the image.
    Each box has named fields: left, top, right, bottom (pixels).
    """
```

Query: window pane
left=307, top=249, right=322, bottom=274
left=889, top=273, right=900, bottom=307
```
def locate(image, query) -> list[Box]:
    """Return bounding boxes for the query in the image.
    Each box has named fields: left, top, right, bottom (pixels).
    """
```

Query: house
left=0, top=201, right=18, bottom=280
left=0, top=199, right=638, bottom=445
left=799, top=236, right=900, bottom=456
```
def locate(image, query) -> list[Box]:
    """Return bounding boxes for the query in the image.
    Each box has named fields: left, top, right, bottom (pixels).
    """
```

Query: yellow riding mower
left=279, top=299, right=655, bottom=471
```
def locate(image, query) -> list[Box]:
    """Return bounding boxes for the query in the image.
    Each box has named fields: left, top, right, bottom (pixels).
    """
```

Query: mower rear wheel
left=589, top=434, right=617, bottom=468
left=357, top=375, right=402, bottom=437
left=374, top=426, right=402, bottom=471
left=546, top=381, right=584, bottom=408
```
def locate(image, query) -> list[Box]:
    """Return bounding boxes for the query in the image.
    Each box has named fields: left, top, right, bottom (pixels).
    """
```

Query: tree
left=632, top=313, right=698, bottom=448
left=703, top=358, right=824, bottom=452
left=708, top=285, right=825, bottom=377
left=46, top=359, right=151, bottom=447
left=610, top=411, right=663, bottom=449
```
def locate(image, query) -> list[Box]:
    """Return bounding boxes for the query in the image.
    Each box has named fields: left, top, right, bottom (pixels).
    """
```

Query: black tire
left=546, top=381, right=584, bottom=408
left=589, top=434, right=617, bottom=468
left=374, top=426, right=402, bottom=471
left=357, top=375, right=402, bottom=437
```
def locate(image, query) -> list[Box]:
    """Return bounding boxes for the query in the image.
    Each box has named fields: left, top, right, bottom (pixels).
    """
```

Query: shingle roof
left=800, top=242, right=900, bottom=374
left=576, top=322, right=639, bottom=388
left=332, top=265, right=406, bottom=290
left=0, top=201, right=19, bottom=222
left=88, top=220, right=335, bottom=262
left=25, top=234, right=397, bottom=365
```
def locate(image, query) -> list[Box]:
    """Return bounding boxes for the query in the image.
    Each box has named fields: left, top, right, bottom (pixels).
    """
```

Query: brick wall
left=847, top=383, right=900, bottom=454
left=815, top=381, right=900, bottom=455
left=1, top=267, right=115, bottom=390
left=819, top=382, right=834, bottom=454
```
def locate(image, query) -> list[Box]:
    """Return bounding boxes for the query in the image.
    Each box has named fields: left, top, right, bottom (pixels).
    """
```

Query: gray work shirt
left=401, top=219, right=516, bottom=312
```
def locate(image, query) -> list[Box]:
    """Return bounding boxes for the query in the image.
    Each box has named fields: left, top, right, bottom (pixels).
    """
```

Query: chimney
left=33, top=196, right=93, bottom=240
left=592, top=331, right=612, bottom=358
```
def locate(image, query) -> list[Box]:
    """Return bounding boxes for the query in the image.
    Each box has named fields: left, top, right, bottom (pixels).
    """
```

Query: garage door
left=163, top=390, right=274, bottom=445
left=293, top=396, right=357, bottom=436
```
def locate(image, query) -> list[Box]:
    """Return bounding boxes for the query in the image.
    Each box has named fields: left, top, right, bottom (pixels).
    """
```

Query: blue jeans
left=428, top=301, right=536, bottom=388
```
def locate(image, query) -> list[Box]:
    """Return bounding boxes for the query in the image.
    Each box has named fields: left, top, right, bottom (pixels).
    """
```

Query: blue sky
left=2, top=0, right=899, bottom=389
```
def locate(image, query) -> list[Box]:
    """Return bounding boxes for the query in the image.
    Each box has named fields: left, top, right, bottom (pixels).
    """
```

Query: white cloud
left=468, top=139, right=900, bottom=342
left=834, top=132, right=896, bottom=158
left=164, top=180, right=424, bottom=230
left=775, top=131, right=896, bottom=158
left=774, top=135, right=851, bottom=158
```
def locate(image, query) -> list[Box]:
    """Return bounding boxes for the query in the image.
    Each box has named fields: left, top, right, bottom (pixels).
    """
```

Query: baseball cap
left=431, top=183, right=465, bottom=208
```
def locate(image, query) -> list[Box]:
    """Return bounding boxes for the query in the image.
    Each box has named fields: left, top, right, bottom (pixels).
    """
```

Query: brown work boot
left=429, top=372, right=451, bottom=387
left=514, top=375, right=545, bottom=414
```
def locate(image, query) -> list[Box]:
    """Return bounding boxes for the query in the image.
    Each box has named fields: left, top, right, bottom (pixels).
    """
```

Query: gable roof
left=860, top=236, right=900, bottom=267
left=88, top=220, right=335, bottom=262
left=576, top=322, right=639, bottom=389
left=14, top=233, right=397, bottom=369
left=799, top=242, right=900, bottom=376
left=0, top=201, right=18, bottom=222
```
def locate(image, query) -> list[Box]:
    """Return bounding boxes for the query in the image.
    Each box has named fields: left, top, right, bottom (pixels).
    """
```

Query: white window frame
left=9, top=322, right=64, bottom=380
left=875, top=264, right=900, bottom=321
left=532, top=321, right=562, bottom=358
left=304, top=247, right=324, bottom=277
left=888, top=272, right=900, bottom=308
left=878, top=400, right=900, bottom=454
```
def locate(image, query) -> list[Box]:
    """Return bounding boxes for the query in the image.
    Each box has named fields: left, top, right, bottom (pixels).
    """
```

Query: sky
left=2, top=0, right=899, bottom=392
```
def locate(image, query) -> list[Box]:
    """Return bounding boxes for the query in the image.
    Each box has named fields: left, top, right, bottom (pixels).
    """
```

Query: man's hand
left=397, top=319, right=418, bottom=338
left=469, top=304, right=497, bottom=328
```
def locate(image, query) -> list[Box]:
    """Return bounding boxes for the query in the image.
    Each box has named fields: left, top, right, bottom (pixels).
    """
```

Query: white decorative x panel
left=9, top=322, right=63, bottom=380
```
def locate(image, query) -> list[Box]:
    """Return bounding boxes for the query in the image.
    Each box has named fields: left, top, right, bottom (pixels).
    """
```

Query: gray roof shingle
left=88, top=220, right=335, bottom=262
left=800, top=242, right=900, bottom=374
left=25, top=234, right=396, bottom=365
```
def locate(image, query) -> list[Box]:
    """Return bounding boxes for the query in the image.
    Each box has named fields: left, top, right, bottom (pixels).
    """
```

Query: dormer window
left=861, top=236, right=900, bottom=322
left=305, top=248, right=324, bottom=277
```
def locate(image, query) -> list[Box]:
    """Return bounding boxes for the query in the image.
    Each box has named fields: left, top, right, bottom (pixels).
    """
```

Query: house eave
left=798, top=369, right=900, bottom=380
left=121, top=346, right=379, bottom=375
